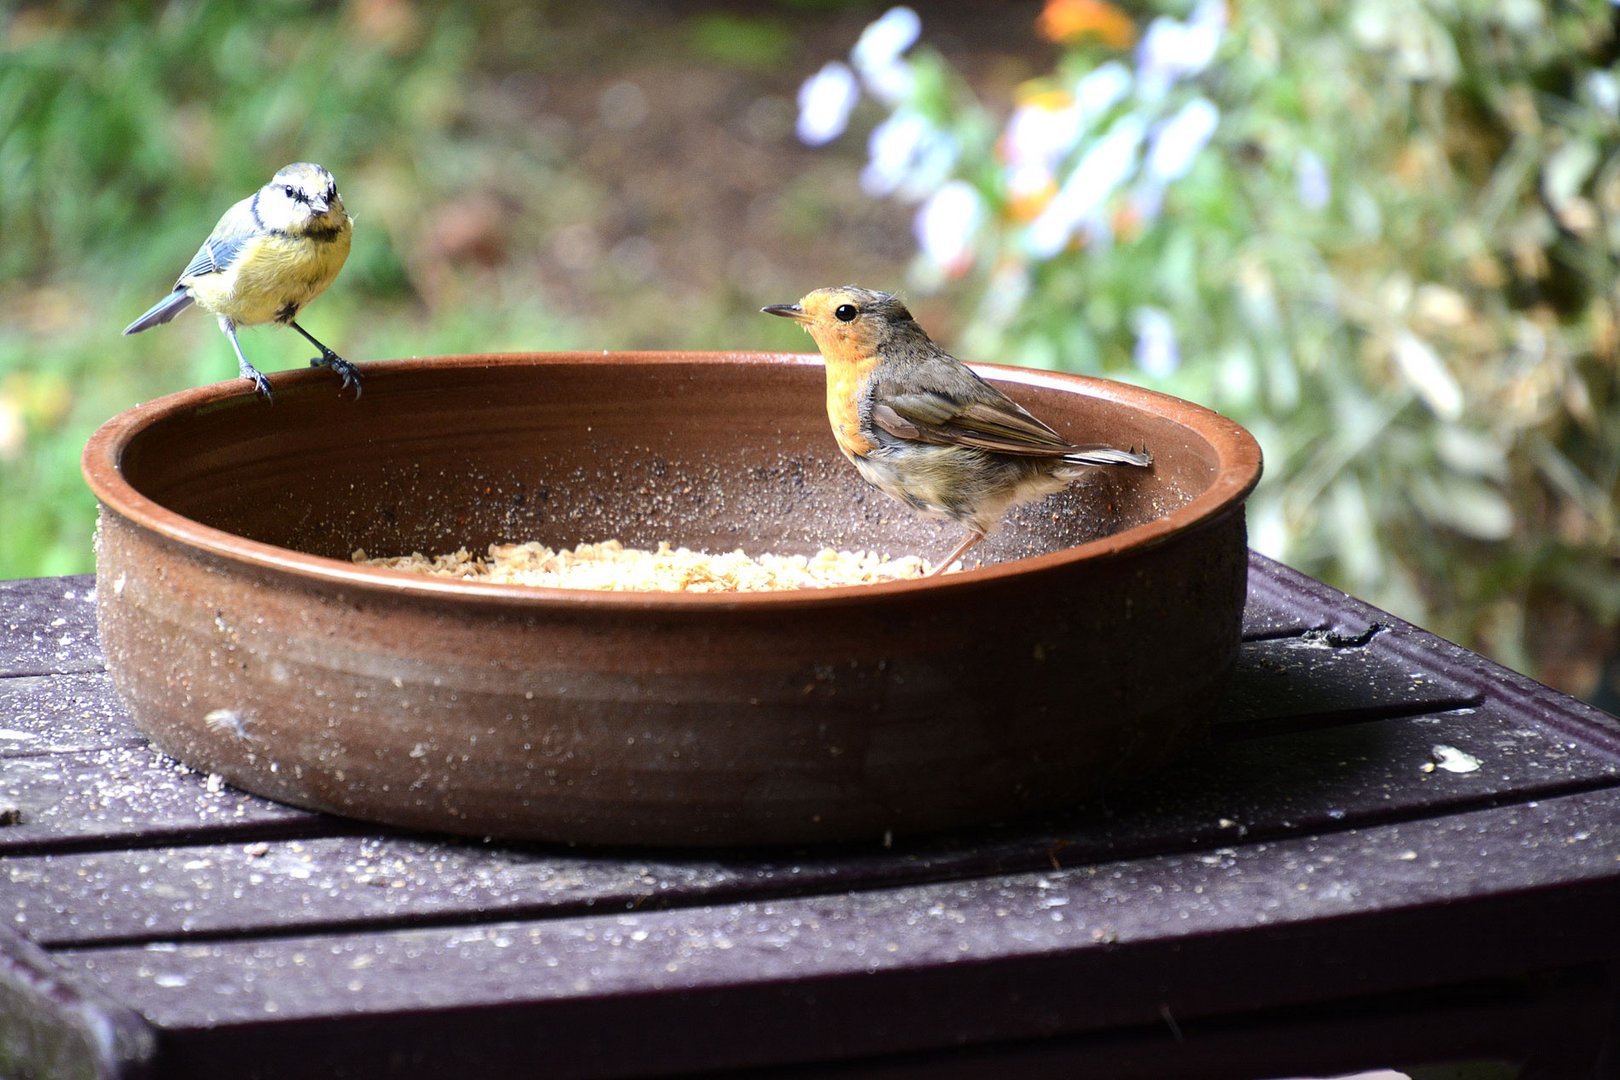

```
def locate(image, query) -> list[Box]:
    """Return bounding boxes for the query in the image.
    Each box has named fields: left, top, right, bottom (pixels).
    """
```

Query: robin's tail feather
left=1062, top=445, right=1152, bottom=467
left=123, top=290, right=194, bottom=336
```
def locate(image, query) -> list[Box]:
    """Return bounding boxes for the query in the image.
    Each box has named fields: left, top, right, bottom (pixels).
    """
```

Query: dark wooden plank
left=1217, top=629, right=1482, bottom=737
left=0, top=747, right=329, bottom=855
left=10, top=693, right=1617, bottom=949
left=745, top=974, right=1613, bottom=1079
left=1242, top=553, right=1378, bottom=641
left=1, top=561, right=1616, bottom=1076
left=1094, top=697, right=1620, bottom=852
left=0, top=575, right=103, bottom=678
left=0, top=607, right=1505, bottom=856
left=1240, top=551, right=1327, bottom=640
left=0, top=672, right=143, bottom=760
left=1244, top=556, right=1620, bottom=757
left=1382, top=611, right=1620, bottom=761
left=0, top=925, right=155, bottom=1080
left=46, top=787, right=1620, bottom=1080
left=2, top=836, right=765, bottom=947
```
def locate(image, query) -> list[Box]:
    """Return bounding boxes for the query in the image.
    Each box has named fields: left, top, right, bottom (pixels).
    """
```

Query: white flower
left=1068, top=114, right=1146, bottom=197
left=863, top=117, right=916, bottom=195
left=1004, top=98, right=1084, bottom=173
left=1073, top=61, right=1134, bottom=124
left=1136, top=0, right=1226, bottom=99
left=861, top=112, right=953, bottom=199
left=1131, top=306, right=1180, bottom=377
left=1295, top=147, right=1331, bottom=209
left=1585, top=70, right=1618, bottom=117
left=796, top=62, right=860, bottom=146
left=852, top=7, right=921, bottom=104
left=914, top=180, right=985, bottom=275
left=1144, top=97, right=1218, bottom=184
left=1002, top=63, right=1134, bottom=219
left=861, top=112, right=926, bottom=196
left=1129, top=183, right=1165, bottom=224
left=1128, top=99, right=1217, bottom=224
left=1004, top=162, right=1057, bottom=217
left=1026, top=115, right=1145, bottom=257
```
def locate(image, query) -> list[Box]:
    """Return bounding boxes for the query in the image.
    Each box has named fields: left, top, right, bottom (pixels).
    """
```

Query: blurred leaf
left=685, top=13, right=794, bottom=72
left=1543, top=137, right=1600, bottom=211
left=1434, top=424, right=1508, bottom=481
left=1411, top=473, right=1515, bottom=540
left=1390, top=330, right=1463, bottom=420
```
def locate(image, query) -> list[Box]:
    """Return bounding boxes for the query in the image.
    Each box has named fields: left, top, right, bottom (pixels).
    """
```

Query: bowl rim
left=82, top=351, right=1263, bottom=610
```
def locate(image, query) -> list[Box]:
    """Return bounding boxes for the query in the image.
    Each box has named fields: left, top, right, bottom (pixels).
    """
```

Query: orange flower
left=1005, top=177, right=1059, bottom=222
left=1038, top=0, right=1137, bottom=49
left=1018, top=87, right=1077, bottom=113
left=1111, top=200, right=1144, bottom=241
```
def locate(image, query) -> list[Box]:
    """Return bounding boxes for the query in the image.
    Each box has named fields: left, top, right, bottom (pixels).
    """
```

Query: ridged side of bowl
left=85, top=353, right=1260, bottom=845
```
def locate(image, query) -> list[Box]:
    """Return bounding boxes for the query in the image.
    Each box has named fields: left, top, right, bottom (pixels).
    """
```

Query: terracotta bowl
left=82, top=353, right=1260, bottom=846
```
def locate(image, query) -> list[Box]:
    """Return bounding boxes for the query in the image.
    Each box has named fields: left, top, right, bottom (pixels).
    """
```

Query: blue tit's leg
left=289, top=321, right=362, bottom=398
left=219, top=317, right=273, bottom=401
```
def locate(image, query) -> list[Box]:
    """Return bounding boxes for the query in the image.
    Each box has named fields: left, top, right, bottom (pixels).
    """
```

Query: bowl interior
left=108, top=353, right=1232, bottom=576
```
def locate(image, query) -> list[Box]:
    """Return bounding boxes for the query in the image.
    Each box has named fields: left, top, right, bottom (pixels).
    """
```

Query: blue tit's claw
left=310, top=350, right=363, bottom=399
left=236, top=355, right=273, bottom=402
left=242, top=368, right=274, bottom=402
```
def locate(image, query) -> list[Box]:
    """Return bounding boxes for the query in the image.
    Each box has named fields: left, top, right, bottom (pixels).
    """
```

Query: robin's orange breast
left=823, top=352, right=878, bottom=458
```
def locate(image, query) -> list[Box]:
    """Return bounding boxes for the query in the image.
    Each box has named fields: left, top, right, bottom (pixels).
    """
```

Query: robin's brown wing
left=871, top=363, right=1080, bottom=456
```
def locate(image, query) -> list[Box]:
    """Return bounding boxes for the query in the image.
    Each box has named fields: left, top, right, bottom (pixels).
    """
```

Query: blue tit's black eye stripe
left=249, top=190, right=266, bottom=231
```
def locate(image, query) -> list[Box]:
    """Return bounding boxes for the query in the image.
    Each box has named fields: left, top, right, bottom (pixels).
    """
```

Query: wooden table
left=3, top=554, right=1618, bottom=1079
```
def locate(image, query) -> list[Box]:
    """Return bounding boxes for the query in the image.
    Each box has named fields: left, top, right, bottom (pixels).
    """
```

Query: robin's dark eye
left=834, top=304, right=858, bottom=322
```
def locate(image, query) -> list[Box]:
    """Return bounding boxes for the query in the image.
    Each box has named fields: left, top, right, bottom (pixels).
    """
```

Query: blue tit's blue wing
left=176, top=234, right=250, bottom=284
left=174, top=195, right=262, bottom=285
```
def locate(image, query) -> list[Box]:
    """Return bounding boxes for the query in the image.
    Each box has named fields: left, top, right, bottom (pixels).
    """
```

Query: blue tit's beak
left=308, top=195, right=330, bottom=215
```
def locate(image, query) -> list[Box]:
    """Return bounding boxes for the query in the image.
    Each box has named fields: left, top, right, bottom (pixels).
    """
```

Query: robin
left=763, top=285, right=1152, bottom=576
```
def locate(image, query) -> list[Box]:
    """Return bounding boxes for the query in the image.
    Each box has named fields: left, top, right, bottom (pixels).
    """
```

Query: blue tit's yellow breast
left=186, top=222, right=352, bottom=326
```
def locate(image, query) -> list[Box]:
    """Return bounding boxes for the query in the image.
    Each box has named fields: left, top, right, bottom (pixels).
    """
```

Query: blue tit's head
left=258, top=163, right=346, bottom=234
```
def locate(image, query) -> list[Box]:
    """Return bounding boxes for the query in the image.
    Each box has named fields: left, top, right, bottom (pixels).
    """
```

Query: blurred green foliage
left=1, top=1, right=478, bottom=290
left=3, top=0, right=837, bottom=583
left=805, top=0, right=1620, bottom=679
left=0, top=1, right=584, bottom=579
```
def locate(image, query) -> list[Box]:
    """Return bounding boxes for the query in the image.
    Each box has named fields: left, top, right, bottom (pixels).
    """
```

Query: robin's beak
left=761, top=303, right=810, bottom=324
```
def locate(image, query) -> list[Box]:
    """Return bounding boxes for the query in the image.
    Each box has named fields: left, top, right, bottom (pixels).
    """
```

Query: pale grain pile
left=353, top=539, right=934, bottom=592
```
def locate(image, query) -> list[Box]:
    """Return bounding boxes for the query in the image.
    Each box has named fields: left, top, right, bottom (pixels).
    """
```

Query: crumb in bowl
left=353, top=539, right=935, bottom=592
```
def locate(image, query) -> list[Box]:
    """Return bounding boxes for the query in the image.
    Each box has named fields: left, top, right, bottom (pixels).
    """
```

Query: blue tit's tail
left=1062, top=445, right=1153, bottom=467
left=123, top=290, right=194, bottom=335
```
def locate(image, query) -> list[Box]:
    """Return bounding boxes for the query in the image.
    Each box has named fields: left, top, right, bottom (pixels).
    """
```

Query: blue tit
left=123, top=162, right=358, bottom=401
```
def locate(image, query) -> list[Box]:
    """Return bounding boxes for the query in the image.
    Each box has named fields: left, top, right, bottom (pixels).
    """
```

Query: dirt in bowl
left=353, top=539, right=935, bottom=592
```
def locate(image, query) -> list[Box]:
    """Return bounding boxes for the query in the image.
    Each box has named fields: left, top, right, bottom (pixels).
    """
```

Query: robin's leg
left=219, top=317, right=273, bottom=401
left=290, top=320, right=362, bottom=398
left=928, top=528, right=985, bottom=577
